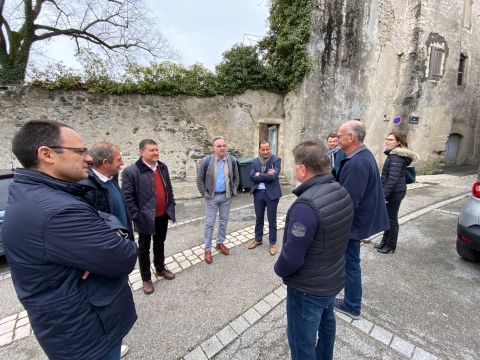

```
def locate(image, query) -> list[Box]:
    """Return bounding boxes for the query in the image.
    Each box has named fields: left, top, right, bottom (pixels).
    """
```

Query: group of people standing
left=276, top=120, right=417, bottom=359
left=1, top=118, right=416, bottom=360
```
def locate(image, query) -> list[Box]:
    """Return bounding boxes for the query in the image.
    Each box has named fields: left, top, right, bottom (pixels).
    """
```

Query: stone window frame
left=457, top=52, right=468, bottom=87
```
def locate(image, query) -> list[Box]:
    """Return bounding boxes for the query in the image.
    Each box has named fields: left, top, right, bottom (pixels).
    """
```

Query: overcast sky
left=34, top=0, right=270, bottom=72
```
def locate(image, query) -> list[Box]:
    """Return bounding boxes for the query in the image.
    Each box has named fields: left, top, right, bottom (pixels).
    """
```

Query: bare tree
left=0, top=0, right=176, bottom=85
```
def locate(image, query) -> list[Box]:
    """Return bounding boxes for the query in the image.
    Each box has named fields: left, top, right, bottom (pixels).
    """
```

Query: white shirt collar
left=92, top=168, right=111, bottom=182
left=142, top=159, right=158, bottom=172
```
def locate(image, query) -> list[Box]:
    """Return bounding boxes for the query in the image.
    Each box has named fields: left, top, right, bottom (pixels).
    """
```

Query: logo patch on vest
left=291, top=222, right=307, bottom=237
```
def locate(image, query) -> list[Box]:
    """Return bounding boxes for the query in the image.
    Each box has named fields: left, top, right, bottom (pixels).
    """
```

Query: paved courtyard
left=0, top=170, right=479, bottom=359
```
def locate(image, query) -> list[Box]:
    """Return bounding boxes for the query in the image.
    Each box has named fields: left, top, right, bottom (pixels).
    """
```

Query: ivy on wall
left=258, top=0, right=315, bottom=92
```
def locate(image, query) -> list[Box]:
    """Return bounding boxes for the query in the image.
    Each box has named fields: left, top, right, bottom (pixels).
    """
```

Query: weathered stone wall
left=0, top=88, right=284, bottom=197
left=281, top=0, right=480, bottom=183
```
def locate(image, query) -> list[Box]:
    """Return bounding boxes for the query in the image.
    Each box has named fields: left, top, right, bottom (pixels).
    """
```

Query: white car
left=457, top=180, right=480, bottom=262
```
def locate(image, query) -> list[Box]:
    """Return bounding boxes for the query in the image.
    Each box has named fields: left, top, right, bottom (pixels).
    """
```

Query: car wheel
left=456, top=239, right=480, bottom=262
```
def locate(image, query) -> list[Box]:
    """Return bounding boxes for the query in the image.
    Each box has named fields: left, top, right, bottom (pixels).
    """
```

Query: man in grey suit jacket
left=248, top=140, right=282, bottom=255
left=197, top=136, right=240, bottom=264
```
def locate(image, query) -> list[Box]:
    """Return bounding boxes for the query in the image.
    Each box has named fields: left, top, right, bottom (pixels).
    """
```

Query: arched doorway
left=444, top=133, right=462, bottom=165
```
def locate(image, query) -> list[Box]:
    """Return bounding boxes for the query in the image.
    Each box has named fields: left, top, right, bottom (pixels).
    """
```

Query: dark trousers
left=253, top=190, right=279, bottom=244
left=138, top=214, right=168, bottom=281
left=382, top=191, right=406, bottom=249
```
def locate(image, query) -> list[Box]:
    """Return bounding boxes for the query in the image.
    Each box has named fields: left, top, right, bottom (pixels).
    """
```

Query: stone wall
left=280, top=0, right=480, bottom=183
left=0, top=87, right=284, bottom=198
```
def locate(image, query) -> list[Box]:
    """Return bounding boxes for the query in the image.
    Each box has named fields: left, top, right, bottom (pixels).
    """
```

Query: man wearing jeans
left=275, top=141, right=354, bottom=360
left=335, top=120, right=389, bottom=319
left=196, top=136, right=239, bottom=264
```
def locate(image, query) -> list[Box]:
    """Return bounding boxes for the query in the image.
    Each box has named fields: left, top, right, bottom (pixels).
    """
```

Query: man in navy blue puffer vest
left=275, top=141, right=354, bottom=360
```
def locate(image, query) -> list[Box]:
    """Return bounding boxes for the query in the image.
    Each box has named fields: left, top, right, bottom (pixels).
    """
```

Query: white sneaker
left=120, top=344, right=129, bottom=358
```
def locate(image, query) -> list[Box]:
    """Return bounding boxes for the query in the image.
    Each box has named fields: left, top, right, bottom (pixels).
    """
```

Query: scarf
left=328, top=146, right=340, bottom=168
left=259, top=155, right=272, bottom=172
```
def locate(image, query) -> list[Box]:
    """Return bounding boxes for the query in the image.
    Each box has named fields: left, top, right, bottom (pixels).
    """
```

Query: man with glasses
left=2, top=120, right=137, bottom=360
left=334, top=120, right=389, bottom=320
left=197, top=136, right=239, bottom=264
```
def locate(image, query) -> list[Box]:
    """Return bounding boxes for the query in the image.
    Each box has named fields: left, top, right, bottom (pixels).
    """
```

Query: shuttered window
left=428, top=47, right=444, bottom=80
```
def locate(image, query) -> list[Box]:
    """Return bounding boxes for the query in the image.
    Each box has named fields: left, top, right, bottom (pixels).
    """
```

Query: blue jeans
left=286, top=287, right=336, bottom=360
left=253, top=190, right=279, bottom=244
left=204, top=193, right=232, bottom=250
left=101, top=342, right=121, bottom=360
left=344, top=239, right=362, bottom=314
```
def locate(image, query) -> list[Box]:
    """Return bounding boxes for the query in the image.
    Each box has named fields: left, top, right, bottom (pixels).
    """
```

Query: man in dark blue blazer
left=326, top=133, right=346, bottom=178
left=248, top=141, right=282, bottom=255
left=334, top=120, right=389, bottom=320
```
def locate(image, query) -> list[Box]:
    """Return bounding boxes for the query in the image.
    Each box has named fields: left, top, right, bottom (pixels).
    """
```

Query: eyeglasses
left=215, top=144, right=227, bottom=148
left=336, top=133, right=352, bottom=138
left=49, top=146, right=89, bottom=155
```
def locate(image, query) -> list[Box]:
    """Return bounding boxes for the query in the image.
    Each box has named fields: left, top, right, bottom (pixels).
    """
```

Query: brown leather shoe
left=142, top=280, right=154, bottom=295
left=215, top=243, right=229, bottom=255
left=269, top=244, right=277, bottom=256
left=248, top=240, right=263, bottom=249
left=204, top=250, right=213, bottom=264
left=156, top=269, right=175, bottom=280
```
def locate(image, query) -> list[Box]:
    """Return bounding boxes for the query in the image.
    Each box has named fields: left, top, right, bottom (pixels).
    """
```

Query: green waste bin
left=236, top=157, right=254, bottom=192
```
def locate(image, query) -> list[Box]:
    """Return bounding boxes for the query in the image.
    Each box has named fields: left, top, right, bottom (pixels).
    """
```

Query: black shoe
left=377, top=246, right=395, bottom=254
left=334, top=299, right=360, bottom=320
left=374, top=241, right=385, bottom=249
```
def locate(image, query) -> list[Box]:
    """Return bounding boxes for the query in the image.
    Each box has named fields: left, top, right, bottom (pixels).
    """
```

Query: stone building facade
left=1, top=0, right=479, bottom=191
left=282, top=0, right=480, bottom=181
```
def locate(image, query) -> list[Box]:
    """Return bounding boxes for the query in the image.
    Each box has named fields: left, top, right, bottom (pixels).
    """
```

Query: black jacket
left=80, top=167, right=134, bottom=236
left=122, top=158, right=176, bottom=234
left=2, top=169, right=137, bottom=360
left=282, top=174, right=354, bottom=297
left=381, top=147, right=417, bottom=198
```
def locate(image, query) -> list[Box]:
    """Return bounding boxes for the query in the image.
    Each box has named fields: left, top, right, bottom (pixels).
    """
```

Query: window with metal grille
left=428, top=47, right=444, bottom=80
left=457, top=53, right=467, bottom=86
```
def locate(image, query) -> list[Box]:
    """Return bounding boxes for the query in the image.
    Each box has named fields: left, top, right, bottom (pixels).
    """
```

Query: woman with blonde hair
left=375, top=131, right=417, bottom=253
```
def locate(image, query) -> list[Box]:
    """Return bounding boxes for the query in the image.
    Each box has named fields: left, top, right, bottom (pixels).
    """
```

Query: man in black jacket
left=2, top=120, right=137, bottom=360
left=275, top=141, right=354, bottom=360
left=122, top=139, right=176, bottom=295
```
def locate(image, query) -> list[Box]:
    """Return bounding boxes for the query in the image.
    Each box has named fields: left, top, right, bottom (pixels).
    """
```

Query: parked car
left=0, top=170, right=14, bottom=257
left=457, top=180, right=480, bottom=262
